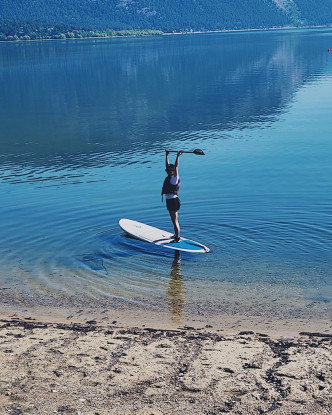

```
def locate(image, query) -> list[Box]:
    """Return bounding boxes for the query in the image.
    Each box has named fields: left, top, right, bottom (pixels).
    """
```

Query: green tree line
left=0, top=19, right=162, bottom=41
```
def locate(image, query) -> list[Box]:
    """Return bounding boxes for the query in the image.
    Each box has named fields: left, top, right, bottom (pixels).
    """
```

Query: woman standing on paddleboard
left=162, top=150, right=183, bottom=242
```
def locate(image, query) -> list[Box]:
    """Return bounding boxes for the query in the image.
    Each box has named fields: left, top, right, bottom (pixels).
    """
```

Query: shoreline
left=0, top=299, right=331, bottom=338
left=1, top=317, right=331, bottom=414
left=0, top=24, right=331, bottom=44
left=1, top=284, right=331, bottom=339
left=162, top=24, right=332, bottom=36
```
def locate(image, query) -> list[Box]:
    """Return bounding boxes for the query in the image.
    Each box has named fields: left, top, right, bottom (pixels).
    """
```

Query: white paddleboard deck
left=119, top=219, right=210, bottom=253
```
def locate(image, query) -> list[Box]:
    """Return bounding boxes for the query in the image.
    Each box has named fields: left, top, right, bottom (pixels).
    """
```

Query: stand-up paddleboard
left=119, top=219, right=210, bottom=253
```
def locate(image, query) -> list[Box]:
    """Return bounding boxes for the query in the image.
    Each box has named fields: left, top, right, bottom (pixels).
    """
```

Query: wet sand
left=0, top=316, right=331, bottom=415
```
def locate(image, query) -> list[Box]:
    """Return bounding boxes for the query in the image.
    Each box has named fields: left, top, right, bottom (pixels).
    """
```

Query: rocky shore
left=0, top=318, right=331, bottom=414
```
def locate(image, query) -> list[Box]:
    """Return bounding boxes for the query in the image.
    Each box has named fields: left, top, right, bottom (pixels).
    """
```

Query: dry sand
left=0, top=317, right=331, bottom=415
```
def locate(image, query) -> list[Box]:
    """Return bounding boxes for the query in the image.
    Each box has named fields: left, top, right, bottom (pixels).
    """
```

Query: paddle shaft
left=167, top=148, right=205, bottom=155
left=168, top=151, right=196, bottom=153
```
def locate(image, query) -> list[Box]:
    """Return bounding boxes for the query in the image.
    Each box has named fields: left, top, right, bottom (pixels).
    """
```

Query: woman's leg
left=169, top=210, right=180, bottom=240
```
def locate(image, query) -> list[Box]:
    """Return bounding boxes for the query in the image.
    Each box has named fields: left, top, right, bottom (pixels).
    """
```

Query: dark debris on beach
left=0, top=318, right=331, bottom=415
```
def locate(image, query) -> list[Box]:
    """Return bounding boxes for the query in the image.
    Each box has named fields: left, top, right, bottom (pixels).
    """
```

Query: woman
left=161, top=150, right=183, bottom=242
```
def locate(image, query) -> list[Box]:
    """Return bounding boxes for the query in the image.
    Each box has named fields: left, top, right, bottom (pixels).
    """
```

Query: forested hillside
left=0, top=0, right=331, bottom=41
left=295, top=0, right=332, bottom=25
left=273, top=0, right=332, bottom=26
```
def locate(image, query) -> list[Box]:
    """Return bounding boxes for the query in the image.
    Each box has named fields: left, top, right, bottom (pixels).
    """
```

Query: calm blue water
left=0, top=29, right=331, bottom=324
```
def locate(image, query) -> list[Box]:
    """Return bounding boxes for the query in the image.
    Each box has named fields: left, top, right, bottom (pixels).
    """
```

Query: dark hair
left=166, top=164, right=176, bottom=171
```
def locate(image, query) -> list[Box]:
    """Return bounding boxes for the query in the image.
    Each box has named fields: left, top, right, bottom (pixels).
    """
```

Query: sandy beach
left=0, top=316, right=331, bottom=415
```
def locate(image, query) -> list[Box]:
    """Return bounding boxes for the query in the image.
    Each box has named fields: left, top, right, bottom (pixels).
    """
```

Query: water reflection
left=0, top=30, right=330, bottom=172
left=167, top=250, right=185, bottom=324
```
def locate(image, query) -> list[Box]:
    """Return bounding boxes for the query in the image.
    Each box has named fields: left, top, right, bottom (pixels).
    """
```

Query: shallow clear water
left=0, top=29, right=331, bottom=324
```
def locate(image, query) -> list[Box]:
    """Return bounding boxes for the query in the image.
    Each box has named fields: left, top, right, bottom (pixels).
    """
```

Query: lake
left=0, top=29, right=331, bottom=330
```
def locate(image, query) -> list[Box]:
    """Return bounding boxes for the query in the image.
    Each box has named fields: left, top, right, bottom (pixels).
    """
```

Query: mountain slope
left=273, top=0, right=332, bottom=26
left=0, top=0, right=289, bottom=34
left=0, top=0, right=331, bottom=40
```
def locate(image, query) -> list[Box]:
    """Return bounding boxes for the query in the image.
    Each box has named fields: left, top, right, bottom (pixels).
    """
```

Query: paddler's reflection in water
left=167, top=250, right=185, bottom=324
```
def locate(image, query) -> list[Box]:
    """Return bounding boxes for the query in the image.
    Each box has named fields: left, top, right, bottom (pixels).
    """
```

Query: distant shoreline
left=0, top=24, right=331, bottom=43
left=163, top=24, right=332, bottom=36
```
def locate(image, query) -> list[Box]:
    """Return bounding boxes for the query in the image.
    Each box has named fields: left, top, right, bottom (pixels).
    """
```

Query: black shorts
left=166, top=197, right=181, bottom=212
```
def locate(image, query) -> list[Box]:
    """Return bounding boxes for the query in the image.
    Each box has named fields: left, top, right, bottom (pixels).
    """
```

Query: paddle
left=167, top=148, right=205, bottom=155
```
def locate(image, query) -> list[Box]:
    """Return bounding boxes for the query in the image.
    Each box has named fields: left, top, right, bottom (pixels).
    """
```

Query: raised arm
left=174, top=150, right=183, bottom=176
left=165, top=149, right=170, bottom=169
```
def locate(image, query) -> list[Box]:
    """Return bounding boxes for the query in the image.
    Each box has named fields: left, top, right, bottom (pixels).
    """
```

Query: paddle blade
left=193, top=148, right=205, bottom=155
